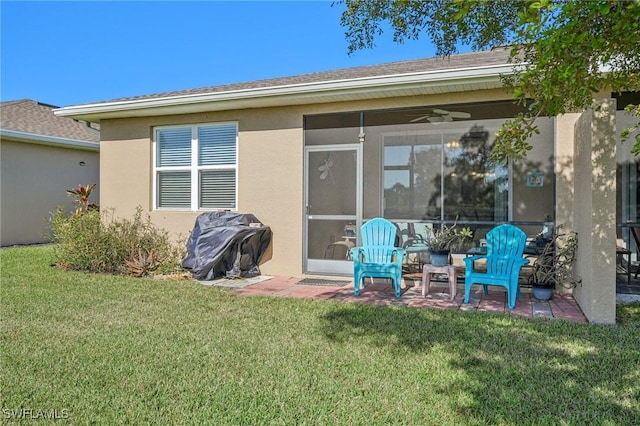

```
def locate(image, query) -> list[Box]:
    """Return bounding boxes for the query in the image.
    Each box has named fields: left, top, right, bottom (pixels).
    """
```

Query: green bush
left=49, top=206, right=185, bottom=276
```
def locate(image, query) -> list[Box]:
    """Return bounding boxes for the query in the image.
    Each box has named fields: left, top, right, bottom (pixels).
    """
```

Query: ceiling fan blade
left=428, top=116, right=445, bottom=123
left=449, top=111, right=471, bottom=119
left=409, top=115, right=429, bottom=123
left=432, top=108, right=450, bottom=115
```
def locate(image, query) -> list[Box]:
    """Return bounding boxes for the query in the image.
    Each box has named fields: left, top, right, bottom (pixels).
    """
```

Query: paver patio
left=232, top=276, right=588, bottom=323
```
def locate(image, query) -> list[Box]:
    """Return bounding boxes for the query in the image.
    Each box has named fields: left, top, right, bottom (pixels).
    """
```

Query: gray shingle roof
left=88, top=48, right=512, bottom=105
left=1, top=99, right=100, bottom=142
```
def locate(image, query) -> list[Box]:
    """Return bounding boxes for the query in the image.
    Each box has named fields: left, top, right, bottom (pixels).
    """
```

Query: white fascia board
left=55, top=63, right=517, bottom=120
left=0, top=129, right=100, bottom=151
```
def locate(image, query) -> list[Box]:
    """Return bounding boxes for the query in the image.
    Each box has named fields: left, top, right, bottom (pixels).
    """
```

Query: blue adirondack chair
left=349, top=218, right=406, bottom=298
left=463, top=224, right=530, bottom=309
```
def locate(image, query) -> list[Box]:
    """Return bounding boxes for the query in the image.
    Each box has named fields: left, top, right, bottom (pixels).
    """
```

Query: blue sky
left=1, top=1, right=446, bottom=107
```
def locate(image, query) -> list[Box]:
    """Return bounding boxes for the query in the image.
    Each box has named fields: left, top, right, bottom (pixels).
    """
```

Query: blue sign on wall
left=527, top=171, right=544, bottom=188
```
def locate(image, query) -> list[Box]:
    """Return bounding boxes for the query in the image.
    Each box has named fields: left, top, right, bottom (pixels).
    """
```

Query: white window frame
left=153, top=122, right=238, bottom=211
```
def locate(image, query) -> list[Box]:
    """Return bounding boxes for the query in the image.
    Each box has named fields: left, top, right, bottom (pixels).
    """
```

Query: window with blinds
left=154, top=123, right=237, bottom=210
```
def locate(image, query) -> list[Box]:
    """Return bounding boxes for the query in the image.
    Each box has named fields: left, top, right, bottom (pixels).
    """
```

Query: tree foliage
left=338, top=0, right=640, bottom=162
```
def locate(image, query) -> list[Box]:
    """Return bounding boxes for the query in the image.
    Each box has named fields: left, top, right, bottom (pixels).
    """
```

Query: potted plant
left=423, top=221, right=472, bottom=266
left=528, top=224, right=580, bottom=300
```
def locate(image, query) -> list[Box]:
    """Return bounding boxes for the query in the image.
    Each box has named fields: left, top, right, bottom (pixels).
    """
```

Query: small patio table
left=422, top=264, right=457, bottom=301
left=404, top=244, right=430, bottom=273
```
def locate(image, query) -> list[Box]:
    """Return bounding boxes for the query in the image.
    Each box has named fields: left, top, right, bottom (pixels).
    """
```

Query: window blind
left=158, top=171, right=191, bottom=208
left=198, top=124, right=236, bottom=166
left=157, top=128, right=192, bottom=167
left=200, top=170, right=236, bottom=209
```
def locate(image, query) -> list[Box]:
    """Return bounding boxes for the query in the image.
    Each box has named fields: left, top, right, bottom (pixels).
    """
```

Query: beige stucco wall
left=572, top=99, right=617, bottom=324
left=554, top=112, right=581, bottom=298
left=99, top=108, right=306, bottom=276
left=0, top=139, right=100, bottom=246
left=98, top=89, right=511, bottom=277
left=555, top=113, right=581, bottom=231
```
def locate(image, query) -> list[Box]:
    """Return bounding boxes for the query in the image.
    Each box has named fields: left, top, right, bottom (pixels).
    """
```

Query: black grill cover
left=182, top=212, right=272, bottom=280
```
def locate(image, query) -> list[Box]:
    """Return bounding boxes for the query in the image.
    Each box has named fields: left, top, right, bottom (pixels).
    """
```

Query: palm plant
left=66, top=183, right=99, bottom=215
left=423, top=221, right=472, bottom=253
left=529, top=224, right=580, bottom=289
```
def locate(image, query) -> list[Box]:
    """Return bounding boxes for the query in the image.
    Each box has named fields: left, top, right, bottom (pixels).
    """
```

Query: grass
left=2, top=245, right=640, bottom=425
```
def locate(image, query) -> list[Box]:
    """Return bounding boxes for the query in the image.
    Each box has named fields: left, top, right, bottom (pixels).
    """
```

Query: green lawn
left=2, top=245, right=639, bottom=425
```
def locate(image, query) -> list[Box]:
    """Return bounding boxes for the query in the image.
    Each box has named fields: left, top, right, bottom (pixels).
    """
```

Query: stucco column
left=555, top=113, right=581, bottom=233
left=572, top=99, right=617, bottom=324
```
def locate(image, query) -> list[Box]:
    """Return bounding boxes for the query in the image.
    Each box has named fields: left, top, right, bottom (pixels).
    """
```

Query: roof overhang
left=0, top=129, right=100, bottom=151
left=54, top=63, right=516, bottom=123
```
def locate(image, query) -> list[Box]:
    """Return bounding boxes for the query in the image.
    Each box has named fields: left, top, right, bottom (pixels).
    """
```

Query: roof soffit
left=0, top=129, right=100, bottom=151
left=55, top=61, right=516, bottom=122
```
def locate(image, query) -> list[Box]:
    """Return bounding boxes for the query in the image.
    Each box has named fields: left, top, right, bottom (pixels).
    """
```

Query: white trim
left=191, top=127, right=198, bottom=211
left=0, top=129, right=99, bottom=151
left=304, top=144, right=361, bottom=275
left=154, top=120, right=239, bottom=131
left=54, top=63, right=517, bottom=121
left=152, top=136, right=158, bottom=210
left=153, top=122, right=238, bottom=211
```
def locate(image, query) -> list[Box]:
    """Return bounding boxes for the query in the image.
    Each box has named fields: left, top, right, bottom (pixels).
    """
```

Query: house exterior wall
left=99, top=108, right=306, bottom=276
left=98, top=89, right=511, bottom=277
left=555, top=113, right=581, bottom=232
left=0, top=139, right=100, bottom=246
left=95, top=89, right=623, bottom=323
left=554, top=99, right=620, bottom=324
left=572, top=99, right=617, bottom=324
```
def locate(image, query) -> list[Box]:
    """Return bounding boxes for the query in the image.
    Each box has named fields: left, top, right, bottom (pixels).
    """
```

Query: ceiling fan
left=409, top=108, right=471, bottom=123
left=318, top=154, right=335, bottom=184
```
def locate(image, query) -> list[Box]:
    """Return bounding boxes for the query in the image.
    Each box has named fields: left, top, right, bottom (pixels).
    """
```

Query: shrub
left=49, top=206, right=185, bottom=276
left=50, top=207, right=107, bottom=271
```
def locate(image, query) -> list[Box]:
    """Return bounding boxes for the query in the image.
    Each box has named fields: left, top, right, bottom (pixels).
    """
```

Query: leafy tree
left=338, top=0, right=640, bottom=161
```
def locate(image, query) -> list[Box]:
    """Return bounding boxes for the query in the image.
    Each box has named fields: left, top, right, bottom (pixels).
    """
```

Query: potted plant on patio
left=423, top=221, right=472, bottom=266
left=528, top=224, right=580, bottom=300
